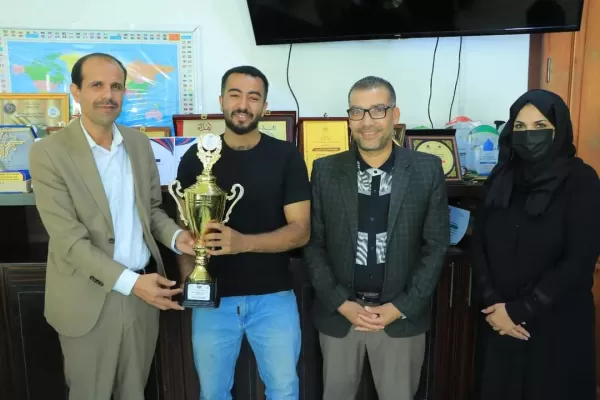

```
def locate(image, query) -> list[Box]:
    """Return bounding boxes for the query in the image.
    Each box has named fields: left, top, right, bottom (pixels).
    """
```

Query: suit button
left=108, top=238, right=115, bottom=244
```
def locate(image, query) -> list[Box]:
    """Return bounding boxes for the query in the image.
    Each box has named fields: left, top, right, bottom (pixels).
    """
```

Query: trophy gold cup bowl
left=168, top=133, right=243, bottom=308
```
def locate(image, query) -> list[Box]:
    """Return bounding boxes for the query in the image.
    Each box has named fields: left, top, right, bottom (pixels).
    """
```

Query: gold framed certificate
left=298, top=117, right=350, bottom=178
left=172, top=111, right=296, bottom=142
left=1, top=93, right=70, bottom=127
left=406, top=135, right=462, bottom=181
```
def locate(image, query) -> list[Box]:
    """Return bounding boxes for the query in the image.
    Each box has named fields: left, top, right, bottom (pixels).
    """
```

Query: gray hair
left=348, top=76, right=396, bottom=105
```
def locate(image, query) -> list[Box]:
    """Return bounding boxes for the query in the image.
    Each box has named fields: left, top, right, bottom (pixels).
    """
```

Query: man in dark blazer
left=304, top=76, right=449, bottom=400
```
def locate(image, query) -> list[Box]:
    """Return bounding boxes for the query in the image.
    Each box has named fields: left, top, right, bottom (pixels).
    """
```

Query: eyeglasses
left=347, top=105, right=394, bottom=121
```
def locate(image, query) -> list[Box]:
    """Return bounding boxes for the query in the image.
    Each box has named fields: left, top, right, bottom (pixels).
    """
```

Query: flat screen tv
left=246, top=0, right=584, bottom=45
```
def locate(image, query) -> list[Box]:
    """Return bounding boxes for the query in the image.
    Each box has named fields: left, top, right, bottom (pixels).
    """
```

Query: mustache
left=94, top=100, right=119, bottom=107
left=231, top=109, right=253, bottom=118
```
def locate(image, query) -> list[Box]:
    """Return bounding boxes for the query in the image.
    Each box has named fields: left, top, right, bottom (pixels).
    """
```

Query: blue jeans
left=191, top=289, right=301, bottom=400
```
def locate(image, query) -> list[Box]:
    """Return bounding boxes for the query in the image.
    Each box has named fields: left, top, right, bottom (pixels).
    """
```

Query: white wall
left=0, top=0, right=531, bottom=128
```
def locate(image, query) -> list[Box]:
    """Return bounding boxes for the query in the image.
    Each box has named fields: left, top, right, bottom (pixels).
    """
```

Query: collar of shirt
left=356, top=146, right=395, bottom=175
left=80, top=119, right=123, bottom=152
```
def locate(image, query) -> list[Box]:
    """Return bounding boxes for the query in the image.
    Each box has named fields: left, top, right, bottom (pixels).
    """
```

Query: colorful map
left=0, top=29, right=199, bottom=132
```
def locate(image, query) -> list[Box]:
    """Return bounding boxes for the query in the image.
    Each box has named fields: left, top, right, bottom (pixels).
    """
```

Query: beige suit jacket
left=29, top=120, right=180, bottom=338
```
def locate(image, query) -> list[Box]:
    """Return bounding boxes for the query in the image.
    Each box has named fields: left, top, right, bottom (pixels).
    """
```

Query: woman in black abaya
left=472, top=89, right=600, bottom=400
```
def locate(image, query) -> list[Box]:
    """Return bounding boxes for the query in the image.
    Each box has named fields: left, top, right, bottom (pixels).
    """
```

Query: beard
left=352, top=127, right=393, bottom=152
left=224, top=108, right=260, bottom=135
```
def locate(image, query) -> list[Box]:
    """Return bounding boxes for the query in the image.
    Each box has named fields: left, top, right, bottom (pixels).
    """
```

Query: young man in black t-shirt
left=175, top=66, right=311, bottom=399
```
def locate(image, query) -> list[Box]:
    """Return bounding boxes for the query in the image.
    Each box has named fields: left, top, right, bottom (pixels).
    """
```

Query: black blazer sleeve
left=303, top=160, right=352, bottom=313
left=391, top=158, right=450, bottom=319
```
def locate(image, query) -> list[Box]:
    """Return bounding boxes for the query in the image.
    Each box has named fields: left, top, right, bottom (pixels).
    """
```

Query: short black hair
left=71, top=53, right=127, bottom=88
left=348, top=76, right=396, bottom=105
left=221, top=66, right=269, bottom=99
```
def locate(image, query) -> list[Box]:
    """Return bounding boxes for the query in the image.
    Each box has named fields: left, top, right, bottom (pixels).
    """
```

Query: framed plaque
left=259, top=110, right=296, bottom=142
left=406, top=135, right=462, bottom=181
left=0, top=125, right=37, bottom=172
left=404, top=128, right=456, bottom=143
left=172, top=110, right=296, bottom=142
left=136, top=126, right=172, bottom=138
left=297, top=117, right=351, bottom=178
left=1, top=93, right=70, bottom=127
left=173, top=113, right=225, bottom=137
left=393, top=123, right=406, bottom=147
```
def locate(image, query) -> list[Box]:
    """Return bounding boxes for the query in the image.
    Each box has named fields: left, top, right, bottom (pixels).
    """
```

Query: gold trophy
left=168, top=132, right=244, bottom=308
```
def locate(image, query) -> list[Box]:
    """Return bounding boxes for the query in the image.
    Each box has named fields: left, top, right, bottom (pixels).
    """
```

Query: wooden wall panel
left=528, top=0, right=599, bottom=169
left=537, top=32, right=576, bottom=104
left=570, top=0, right=600, bottom=172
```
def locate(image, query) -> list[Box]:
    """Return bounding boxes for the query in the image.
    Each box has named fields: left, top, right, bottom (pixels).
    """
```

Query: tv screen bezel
left=245, top=1, right=584, bottom=46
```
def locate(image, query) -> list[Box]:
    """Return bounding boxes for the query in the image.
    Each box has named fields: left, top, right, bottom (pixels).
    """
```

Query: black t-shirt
left=176, top=133, right=311, bottom=297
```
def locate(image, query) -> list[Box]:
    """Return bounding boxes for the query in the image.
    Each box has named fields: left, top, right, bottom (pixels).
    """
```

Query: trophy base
left=181, top=280, right=220, bottom=308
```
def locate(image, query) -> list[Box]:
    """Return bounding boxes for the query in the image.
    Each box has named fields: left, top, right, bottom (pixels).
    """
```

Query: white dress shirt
left=81, top=121, right=181, bottom=296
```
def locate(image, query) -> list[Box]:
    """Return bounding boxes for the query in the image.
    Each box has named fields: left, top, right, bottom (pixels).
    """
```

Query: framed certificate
left=172, top=111, right=297, bottom=142
left=136, top=126, right=172, bottom=138
left=259, top=110, right=296, bottom=142
left=406, top=135, right=462, bottom=181
left=297, top=117, right=351, bottom=178
left=173, top=113, right=225, bottom=137
left=1, top=93, right=70, bottom=127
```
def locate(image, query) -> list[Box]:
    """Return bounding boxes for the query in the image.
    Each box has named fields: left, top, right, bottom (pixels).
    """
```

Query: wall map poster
left=0, top=27, right=200, bottom=132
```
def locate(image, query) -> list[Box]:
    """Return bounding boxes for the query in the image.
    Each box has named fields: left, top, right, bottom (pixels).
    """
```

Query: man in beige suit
left=29, top=53, right=195, bottom=400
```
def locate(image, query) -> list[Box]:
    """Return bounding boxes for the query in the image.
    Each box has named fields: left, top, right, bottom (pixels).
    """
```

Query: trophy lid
left=197, top=132, right=222, bottom=176
left=201, top=133, right=220, bottom=151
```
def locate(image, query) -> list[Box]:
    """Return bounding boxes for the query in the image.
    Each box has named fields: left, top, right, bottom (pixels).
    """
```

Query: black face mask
left=511, top=129, right=554, bottom=161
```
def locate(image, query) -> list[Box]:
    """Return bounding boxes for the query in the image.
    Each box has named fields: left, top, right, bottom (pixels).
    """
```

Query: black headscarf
left=484, top=89, right=581, bottom=216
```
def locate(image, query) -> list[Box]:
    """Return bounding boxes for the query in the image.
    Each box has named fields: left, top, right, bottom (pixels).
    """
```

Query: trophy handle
left=167, top=180, right=189, bottom=227
left=223, top=183, right=244, bottom=225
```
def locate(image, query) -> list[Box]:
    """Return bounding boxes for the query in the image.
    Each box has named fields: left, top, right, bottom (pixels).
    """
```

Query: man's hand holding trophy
left=168, top=132, right=244, bottom=308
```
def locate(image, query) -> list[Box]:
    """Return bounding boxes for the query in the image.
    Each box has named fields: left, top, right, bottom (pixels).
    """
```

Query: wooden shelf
left=0, top=193, right=35, bottom=206
left=447, top=181, right=484, bottom=199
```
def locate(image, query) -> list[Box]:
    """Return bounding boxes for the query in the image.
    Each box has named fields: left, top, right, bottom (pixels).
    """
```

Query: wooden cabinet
left=0, top=262, right=163, bottom=400
left=0, top=264, right=66, bottom=399
left=0, top=187, right=481, bottom=400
